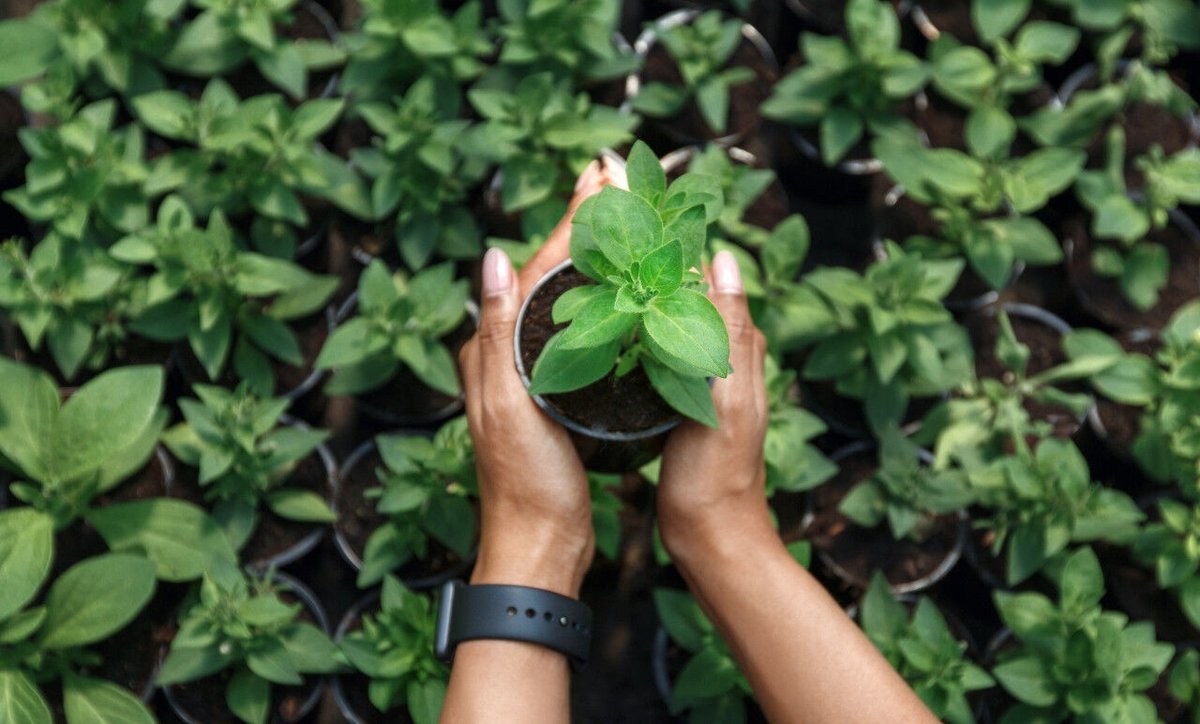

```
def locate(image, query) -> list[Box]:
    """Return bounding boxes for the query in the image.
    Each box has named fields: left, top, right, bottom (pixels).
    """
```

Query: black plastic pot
left=162, top=571, right=330, bottom=724
left=515, top=260, right=683, bottom=473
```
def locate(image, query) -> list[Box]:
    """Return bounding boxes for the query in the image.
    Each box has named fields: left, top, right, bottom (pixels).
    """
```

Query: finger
left=519, top=161, right=608, bottom=298
left=458, top=336, right=482, bottom=426
left=710, top=250, right=757, bottom=378
left=600, top=152, right=629, bottom=190
left=477, top=248, right=523, bottom=395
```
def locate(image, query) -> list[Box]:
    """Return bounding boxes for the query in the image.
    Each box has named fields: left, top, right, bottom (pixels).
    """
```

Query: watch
left=435, top=580, right=593, bottom=670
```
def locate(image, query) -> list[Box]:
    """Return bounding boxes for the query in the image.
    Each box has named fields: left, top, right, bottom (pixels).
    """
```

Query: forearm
left=668, top=513, right=936, bottom=724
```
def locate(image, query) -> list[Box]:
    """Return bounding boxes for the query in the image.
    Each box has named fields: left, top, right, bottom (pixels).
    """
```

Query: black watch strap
left=435, top=580, right=593, bottom=669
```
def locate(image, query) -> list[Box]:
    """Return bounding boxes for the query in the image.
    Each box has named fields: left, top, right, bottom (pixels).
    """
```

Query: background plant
left=489, top=0, right=639, bottom=86
left=762, top=356, right=837, bottom=495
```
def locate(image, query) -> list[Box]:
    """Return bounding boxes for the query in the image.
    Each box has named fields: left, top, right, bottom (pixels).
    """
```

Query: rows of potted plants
left=1, top=0, right=1199, bottom=720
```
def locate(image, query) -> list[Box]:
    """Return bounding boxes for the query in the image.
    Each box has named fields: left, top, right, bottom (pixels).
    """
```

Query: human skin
left=442, top=161, right=934, bottom=724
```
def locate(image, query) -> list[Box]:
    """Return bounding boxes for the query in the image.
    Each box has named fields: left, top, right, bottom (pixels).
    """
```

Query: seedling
left=526, top=141, right=730, bottom=428
left=492, top=0, right=639, bottom=83
left=653, top=588, right=752, bottom=720
left=763, top=356, right=837, bottom=495
left=1133, top=499, right=1200, bottom=630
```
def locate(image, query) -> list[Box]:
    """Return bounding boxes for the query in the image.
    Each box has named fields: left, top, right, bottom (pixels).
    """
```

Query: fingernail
left=482, top=248, right=512, bottom=297
left=713, top=250, right=742, bottom=294
left=602, top=154, right=629, bottom=190
left=574, top=161, right=601, bottom=193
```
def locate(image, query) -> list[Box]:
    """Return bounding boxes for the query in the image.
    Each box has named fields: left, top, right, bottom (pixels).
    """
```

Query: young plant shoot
left=527, top=141, right=730, bottom=427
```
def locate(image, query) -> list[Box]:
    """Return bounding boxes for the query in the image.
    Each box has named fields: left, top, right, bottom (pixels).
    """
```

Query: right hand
left=656, top=251, right=775, bottom=567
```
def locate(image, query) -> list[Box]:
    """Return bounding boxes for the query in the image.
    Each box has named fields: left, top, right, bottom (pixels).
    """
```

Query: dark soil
left=8, top=332, right=173, bottom=389
left=638, top=32, right=777, bottom=144
left=966, top=309, right=1083, bottom=439
left=1064, top=215, right=1200, bottom=330
left=805, top=450, right=963, bottom=590
left=1103, top=554, right=1197, bottom=645
left=518, top=267, right=677, bottom=434
left=334, top=446, right=471, bottom=585
left=0, top=89, right=25, bottom=181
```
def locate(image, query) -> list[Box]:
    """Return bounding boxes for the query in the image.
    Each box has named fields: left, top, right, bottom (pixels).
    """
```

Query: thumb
left=478, top=248, right=521, bottom=388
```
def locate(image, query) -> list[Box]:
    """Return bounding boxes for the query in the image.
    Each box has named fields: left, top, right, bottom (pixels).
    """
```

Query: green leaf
left=626, top=140, right=666, bottom=207
left=292, top=98, right=344, bottom=140
left=528, top=332, right=620, bottom=395
left=501, top=154, right=557, bottom=213
left=589, top=186, right=664, bottom=268
left=820, top=106, right=864, bottom=166
left=316, top=318, right=387, bottom=369
left=226, top=668, right=269, bottom=724
left=424, top=493, right=476, bottom=558
left=63, top=675, right=155, bottom=724
left=242, top=315, right=303, bottom=366
left=631, top=82, right=688, bottom=117
left=639, top=240, right=684, bottom=297
left=0, top=357, right=60, bottom=482
left=552, top=285, right=606, bottom=324
left=406, top=339, right=461, bottom=397
left=1014, top=21, right=1080, bottom=64
left=644, top=358, right=716, bottom=428
left=1094, top=195, right=1150, bottom=242
left=247, top=638, right=302, bottom=685
left=131, top=91, right=194, bottom=141
left=972, top=0, right=1031, bottom=43
left=40, top=554, right=156, bottom=649
left=662, top=205, right=707, bottom=271
left=157, top=642, right=236, bottom=686
left=556, top=289, right=637, bottom=350
left=695, top=77, right=731, bottom=133
left=643, top=289, right=731, bottom=379
left=965, top=106, right=1016, bottom=159
left=0, top=670, right=51, bottom=724
left=88, top=499, right=237, bottom=583
left=653, top=588, right=709, bottom=652
left=670, top=649, right=738, bottom=713
left=861, top=573, right=907, bottom=646
left=993, top=654, right=1057, bottom=707
left=0, top=508, right=54, bottom=620
left=1121, top=243, right=1169, bottom=311
left=256, top=43, right=307, bottom=99
left=407, top=679, right=447, bottom=724
left=266, top=489, right=336, bottom=523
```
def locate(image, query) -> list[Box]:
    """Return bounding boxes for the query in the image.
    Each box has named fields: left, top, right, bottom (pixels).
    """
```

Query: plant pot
left=965, top=302, right=1090, bottom=441
left=659, top=144, right=791, bottom=236
left=802, top=440, right=967, bottom=594
left=1063, top=207, right=1200, bottom=331
left=515, top=260, right=683, bottom=473
left=162, top=571, right=330, bottom=724
left=332, top=440, right=476, bottom=590
left=624, top=9, right=779, bottom=147
left=330, top=292, right=479, bottom=428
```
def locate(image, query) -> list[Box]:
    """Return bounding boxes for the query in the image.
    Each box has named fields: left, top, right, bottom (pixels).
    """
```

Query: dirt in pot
left=806, top=451, right=962, bottom=590
left=519, top=267, right=677, bottom=434
left=1065, top=215, right=1200, bottom=330
left=91, top=582, right=188, bottom=702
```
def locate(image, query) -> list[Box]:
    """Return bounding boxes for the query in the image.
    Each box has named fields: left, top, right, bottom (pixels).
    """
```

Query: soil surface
left=1064, top=215, right=1200, bottom=330
left=805, top=450, right=962, bottom=590
left=519, top=267, right=677, bottom=434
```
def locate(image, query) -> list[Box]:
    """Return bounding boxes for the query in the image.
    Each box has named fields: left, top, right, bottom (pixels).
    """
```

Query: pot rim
left=514, top=259, right=684, bottom=442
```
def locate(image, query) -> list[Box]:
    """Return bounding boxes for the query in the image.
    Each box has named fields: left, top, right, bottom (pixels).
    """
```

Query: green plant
left=1066, top=301, right=1200, bottom=487
left=652, top=588, right=752, bottom=721
left=316, top=260, right=467, bottom=398
left=350, top=77, right=486, bottom=269
left=991, top=546, right=1175, bottom=723
left=339, top=576, right=449, bottom=724
left=760, top=0, right=927, bottom=165
left=762, top=356, right=837, bottom=495
left=917, top=311, right=1113, bottom=467
left=684, top=144, right=779, bottom=247
left=589, top=473, right=624, bottom=561
left=631, top=10, right=755, bottom=134
left=0, top=358, right=236, bottom=580
left=161, top=383, right=336, bottom=552
left=1168, top=649, right=1200, bottom=721
left=839, top=426, right=972, bottom=542
left=356, top=418, right=478, bottom=588
left=156, top=564, right=342, bottom=724
left=1074, top=128, right=1200, bottom=310
left=460, top=72, right=637, bottom=213
left=133, top=80, right=372, bottom=241
left=491, top=0, right=639, bottom=84
left=113, top=198, right=338, bottom=394
left=800, top=241, right=973, bottom=433
left=163, top=0, right=345, bottom=99
left=967, top=438, right=1142, bottom=585
left=526, top=141, right=730, bottom=427
left=0, top=549, right=159, bottom=724
left=1046, top=0, right=1200, bottom=66
left=0, top=234, right=136, bottom=381
left=3, top=99, right=149, bottom=240
left=872, top=129, right=1080, bottom=290
left=1132, top=499, right=1200, bottom=631
left=860, top=573, right=994, bottom=723
left=339, top=0, right=490, bottom=106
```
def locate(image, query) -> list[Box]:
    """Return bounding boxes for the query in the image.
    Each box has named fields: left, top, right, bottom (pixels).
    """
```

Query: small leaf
left=644, top=359, right=716, bottom=427
left=528, top=332, right=620, bottom=395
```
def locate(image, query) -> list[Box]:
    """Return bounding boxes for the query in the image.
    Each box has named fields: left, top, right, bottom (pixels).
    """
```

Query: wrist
left=660, top=500, right=778, bottom=580
left=471, top=518, right=593, bottom=598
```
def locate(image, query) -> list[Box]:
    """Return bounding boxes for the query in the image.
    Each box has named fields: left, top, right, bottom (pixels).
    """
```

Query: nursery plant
left=631, top=10, right=756, bottom=135
left=967, top=438, right=1143, bottom=585
left=991, top=546, right=1175, bottom=722
left=762, top=356, right=837, bottom=496
left=799, top=241, right=973, bottom=433
left=760, top=0, right=928, bottom=165
left=653, top=587, right=752, bottom=721
left=0, top=234, right=135, bottom=381
left=589, top=473, right=624, bottom=561
left=460, top=72, right=637, bottom=213
left=339, top=576, right=448, bottom=724
left=133, top=80, right=371, bottom=236
left=1047, top=0, right=1200, bottom=66
left=1073, top=128, right=1200, bottom=310
left=156, top=564, right=342, bottom=724
left=317, top=260, right=468, bottom=398
left=491, top=0, right=639, bottom=84
left=525, top=141, right=730, bottom=428
left=838, top=426, right=973, bottom=542
left=350, top=77, right=486, bottom=269
left=684, top=144, right=781, bottom=248
left=161, top=383, right=335, bottom=552
left=1169, top=649, right=1200, bottom=719
left=872, top=130, right=1080, bottom=290
left=0, top=550, right=158, bottom=724
left=113, top=198, right=338, bottom=394
left=163, top=0, right=345, bottom=100
left=1132, top=498, right=1200, bottom=631
left=3, top=99, right=148, bottom=240
left=1067, top=300, right=1200, bottom=486
left=355, top=417, right=478, bottom=588
left=859, top=573, right=994, bottom=724
left=916, top=311, right=1111, bottom=467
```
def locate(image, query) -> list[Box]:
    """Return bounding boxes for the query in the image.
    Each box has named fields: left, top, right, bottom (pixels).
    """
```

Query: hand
left=656, top=251, right=775, bottom=569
